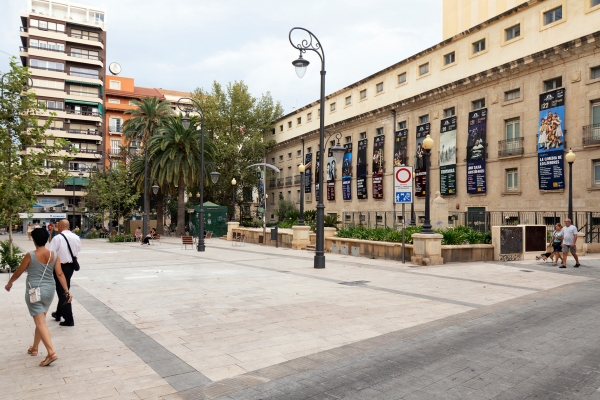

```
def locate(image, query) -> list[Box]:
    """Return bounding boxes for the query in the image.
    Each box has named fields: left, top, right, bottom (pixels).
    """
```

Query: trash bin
left=270, top=227, right=278, bottom=248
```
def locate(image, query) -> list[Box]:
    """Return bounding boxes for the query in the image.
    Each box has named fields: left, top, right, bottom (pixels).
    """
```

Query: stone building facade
left=265, top=0, right=600, bottom=226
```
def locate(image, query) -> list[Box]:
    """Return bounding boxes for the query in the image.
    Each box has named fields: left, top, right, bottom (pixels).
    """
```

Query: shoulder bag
left=60, top=233, right=80, bottom=271
left=28, top=252, right=52, bottom=304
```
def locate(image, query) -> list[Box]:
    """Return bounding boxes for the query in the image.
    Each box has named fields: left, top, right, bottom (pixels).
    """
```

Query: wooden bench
left=182, top=235, right=194, bottom=249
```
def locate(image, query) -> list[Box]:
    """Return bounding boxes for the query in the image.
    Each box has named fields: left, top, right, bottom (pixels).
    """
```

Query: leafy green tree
left=123, top=96, right=173, bottom=234
left=0, top=58, right=70, bottom=255
left=149, top=116, right=216, bottom=236
left=191, top=81, right=283, bottom=217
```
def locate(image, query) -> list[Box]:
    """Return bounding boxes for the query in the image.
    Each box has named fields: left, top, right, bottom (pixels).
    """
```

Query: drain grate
left=339, top=280, right=370, bottom=286
left=520, top=270, right=534, bottom=272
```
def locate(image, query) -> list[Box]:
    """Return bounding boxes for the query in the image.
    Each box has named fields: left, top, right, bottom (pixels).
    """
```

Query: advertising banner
left=342, top=143, right=352, bottom=201
left=440, top=116, right=457, bottom=196
left=394, top=129, right=408, bottom=167
left=415, top=123, right=430, bottom=197
left=327, top=149, right=335, bottom=201
left=304, top=153, right=312, bottom=193
left=372, top=135, right=385, bottom=199
left=538, top=88, right=565, bottom=190
left=315, top=151, right=320, bottom=202
left=357, top=139, right=368, bottom=199
left=466, top=108, right=487, bottom=194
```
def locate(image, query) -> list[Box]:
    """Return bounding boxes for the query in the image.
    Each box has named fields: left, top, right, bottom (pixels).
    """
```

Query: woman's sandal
left=39, top=353, right=58, bottom=367
left=27, top=346, right=38, bottom=356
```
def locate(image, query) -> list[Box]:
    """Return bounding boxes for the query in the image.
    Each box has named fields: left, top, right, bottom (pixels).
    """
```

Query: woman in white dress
left=553, top=113, right=563, bottom=144
left=538, top=118, right=548, bottom=149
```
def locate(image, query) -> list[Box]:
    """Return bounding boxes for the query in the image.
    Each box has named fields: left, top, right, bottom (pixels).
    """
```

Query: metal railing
left=30, top=65, right=65, bottom=73
left=76, top=148, right=102, bottom=154
left=340, top=210, right=600, bottom=243
left=68, top=129, right=101, bottom=136
left=25, top=45, right=66, bottom=53
left=294, top=175, right=302, bottom=184
left=498, top=137, right=524, bottom=157
left=108, top=126, right=123, bottom=133
left=68, top=71, right=101, bottom=80
left=583, top=124, right=600, bottom=146
left=285, top=176, right=293, bottom=186
left=276, top=178, right=284, bottom=187
left=269, top=178, right=276, bottom=188
left=66, top=109, right=100, bottom=117
left=69, top=33, right=104, bottom=44
left=70, top=52, right=102, bottom=61
left=67, top=90, right=101, bottom=98
left=109, top=148, right=122, bottom=156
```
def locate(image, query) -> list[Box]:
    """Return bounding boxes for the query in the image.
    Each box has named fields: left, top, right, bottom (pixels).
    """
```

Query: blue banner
left=538, top=88, right=565, bottom=190
left=342, top=143, right=352, bottom=201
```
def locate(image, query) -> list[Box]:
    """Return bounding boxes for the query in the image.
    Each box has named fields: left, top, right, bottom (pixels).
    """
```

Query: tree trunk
left=176, top=174, right=185, bottom=237
left=143, top=144, right=150, bottom=236
left=156, top=190, right=164, bottom=235
left=8, top=214, right=13, bottom=257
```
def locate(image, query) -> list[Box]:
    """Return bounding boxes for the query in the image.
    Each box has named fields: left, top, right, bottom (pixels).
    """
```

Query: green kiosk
left=189, top=202, right=228, bottom=239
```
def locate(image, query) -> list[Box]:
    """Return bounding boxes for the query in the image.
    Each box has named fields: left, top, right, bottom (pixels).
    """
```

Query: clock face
left=109, top=62, right=121, bottom=75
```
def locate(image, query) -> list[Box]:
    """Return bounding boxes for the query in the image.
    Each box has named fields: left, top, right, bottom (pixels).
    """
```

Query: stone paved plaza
left=1, top=234, right=600, bottom=399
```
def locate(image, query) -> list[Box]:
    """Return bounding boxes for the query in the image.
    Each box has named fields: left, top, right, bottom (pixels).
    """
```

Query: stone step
left=305, top=245, right=316, bottom=251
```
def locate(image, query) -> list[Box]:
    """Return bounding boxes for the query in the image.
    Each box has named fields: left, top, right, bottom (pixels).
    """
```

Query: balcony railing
left=68, top=71, right=101, bottom=80
left=583, top=124, right=600, bottom=146
left=26, top=45, right=66, bottom=53
left=67, top=90, right=101, bottom=98
left=30, top=65, right=65, bottom=73
left=276, top=178, right=284, bottom=187
left=69, top=33, right=104, bottom=44
left=70, top=52, right=102, bottom=61
left=109, top=149, right=122, bottom=156
left=75, top=148, right=102, bottom=155
left=109, top=126, right=123, bottom=133
left=66, top=109, right=100, bottom=117
left=285, top=176, right=293, bottom=186
left=498, top=137, right=524, bottom=158
left=269, top=178, right=276, bottom=188
left=68, top=129, right=101, bottom=136
left=294, top=175, right=302, bottom=184
left=20, top=26, right=27, bottom=32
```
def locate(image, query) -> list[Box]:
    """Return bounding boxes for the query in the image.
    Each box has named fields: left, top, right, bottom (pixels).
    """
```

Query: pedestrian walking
left=4, top=228, right=72, bottom=366
left=47, top=222, right=54, bottom=242
left=26, top=222, right=33, bottom=241
left=551, top=223, right=564, bottom=266
left=48, top=219, right=81, bottom=326
left=561, top=218, right=580, bottom=268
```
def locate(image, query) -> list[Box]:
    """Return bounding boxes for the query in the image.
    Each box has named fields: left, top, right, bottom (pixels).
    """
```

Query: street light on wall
left=421, top=134, right=434, bottom=234
left=298, top=163, right=305, bottom=226
left=566, top=148, right=576, bottom=220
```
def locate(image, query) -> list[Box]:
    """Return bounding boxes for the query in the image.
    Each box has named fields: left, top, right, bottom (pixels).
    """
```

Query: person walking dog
left=4, top=228, right=72, bottom=366
left=561, top=218, right=580, bottom=269
left=48, top=219, right=81, bottom=326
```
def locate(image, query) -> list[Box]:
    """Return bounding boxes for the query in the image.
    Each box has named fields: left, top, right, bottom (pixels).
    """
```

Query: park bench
left=182, top=235, right=194, bottom=249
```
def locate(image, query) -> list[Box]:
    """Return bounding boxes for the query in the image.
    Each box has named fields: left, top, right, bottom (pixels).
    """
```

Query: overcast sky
left=0, top=0, right=442, bottom=113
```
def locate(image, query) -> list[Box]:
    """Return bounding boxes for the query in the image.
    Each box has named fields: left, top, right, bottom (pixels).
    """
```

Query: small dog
left=535, top=252, right=553, bottom=262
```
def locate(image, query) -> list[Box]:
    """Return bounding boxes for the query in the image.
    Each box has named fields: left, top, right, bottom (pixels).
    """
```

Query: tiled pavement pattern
left=1, top=234, right=597, bottom=399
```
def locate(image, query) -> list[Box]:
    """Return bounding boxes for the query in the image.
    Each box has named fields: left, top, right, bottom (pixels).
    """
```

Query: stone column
left=226, top=221, right=240, bottom=241
left=431, top=191, right=449, bottom=229
left=411, top=233, right=444, bottom=265
left=292, top=225, right=311, bottom=250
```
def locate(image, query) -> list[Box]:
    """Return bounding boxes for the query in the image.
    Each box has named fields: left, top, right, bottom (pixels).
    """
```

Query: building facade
left=266, top=0, right=600, bottom=228
left=18, top=0, right=106, bottom=228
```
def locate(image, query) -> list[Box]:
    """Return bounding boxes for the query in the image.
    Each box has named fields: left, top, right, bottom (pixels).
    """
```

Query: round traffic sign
left=395, top=167, right=411, bottom=184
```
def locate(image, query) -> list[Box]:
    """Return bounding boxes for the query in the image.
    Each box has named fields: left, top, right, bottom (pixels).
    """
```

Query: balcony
left=20, top=26, right=27, bottom=32
left=109, top=126, right=123, bottom=133
left=269, top=178, right=276, bottom=188
left=68, top=33, right=104, bottom=44
left=583, top=124, right=600, bottom=146
left=277, top=178, right=284, bottom=187
left=68, top=129, right=101, bottom=136
left=68, top=71, right=102, bottom=80
left=76, top=148, right=102, bottom=155
left=24, top=45, right=66, bottom=54
left=69, top=52, right=103, bottom=62
left=294, top=175, right=302, bottom=184
left=67, top=90, right=101, bottom=99
left=30, top=65, right=65, bottom=73
left=66, top=109, right=100, bottom=117
left=109, top=148, right=122, bottom=157
left=285, top=176, right=293, bottom=186
left=498, top=137, right=524, bottom=158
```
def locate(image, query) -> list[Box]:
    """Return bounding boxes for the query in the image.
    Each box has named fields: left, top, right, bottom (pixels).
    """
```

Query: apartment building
left=18, top=0, right=106, bottom=228
left=266, top=0, right=600, bottom=227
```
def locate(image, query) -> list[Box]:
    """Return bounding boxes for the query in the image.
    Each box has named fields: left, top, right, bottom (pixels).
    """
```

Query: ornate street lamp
left=231, top=178, right=237, bottom=222
left=152, top=181, right=159, bottom=195
left=566, top=148, right=576, bottom=220
left=421, top=135, right=435, bottom=234
left=177, top=98, right=220, bottom=251
left=298, top=163, right=305, bottom=226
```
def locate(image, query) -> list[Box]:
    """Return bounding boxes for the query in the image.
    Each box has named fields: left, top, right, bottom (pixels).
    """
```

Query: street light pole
left=566, top=148, right=576, bottom=221
left=231, top=178, right=237, bottom=222
left=143, top=140, right=149, bottom=240
left=422, top=135, right=434, bottom=234
left=178, top=98, right=220, bottom=251
left=298, top=164, right=305, bottom=226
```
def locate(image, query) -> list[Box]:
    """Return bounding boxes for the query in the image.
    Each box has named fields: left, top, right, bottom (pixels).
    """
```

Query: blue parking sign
left=395, top=191, right=411, bottom=203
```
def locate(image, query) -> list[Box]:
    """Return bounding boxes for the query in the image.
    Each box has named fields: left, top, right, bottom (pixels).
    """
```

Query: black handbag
left=60, top=233, right=80, bottom=271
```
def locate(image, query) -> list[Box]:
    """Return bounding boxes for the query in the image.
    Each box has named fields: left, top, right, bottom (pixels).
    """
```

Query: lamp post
left=566, top=148, right=576, bottom=221
left=231, top=178, right=237, bottom=222
left=421, top=135, right=434, bottom=234
left=178, top=97, right=220, bottom=251
left=298, top=164, right=305, bottom=226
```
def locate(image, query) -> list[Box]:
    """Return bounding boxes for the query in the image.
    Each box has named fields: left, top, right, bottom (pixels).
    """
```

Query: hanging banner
left=372, top=135, right=385, bottom=199
left=315, top=151, right=320, bottom=202
left=304, top=153, right=312, bottom=193
left=440, top=116, right=457, bottom=196
left=415, top=123, right=430, bottom=197
left=342, top=143, right=352, bottom=201
left=357, top=139, right=368, bottom=199
left=538, top=88, right=565, bottom=190
left=327, top=149, right=335, bottom=201
left=466, top=108, right=487, bottom=194
left=394, top=129, right=408, bottom=167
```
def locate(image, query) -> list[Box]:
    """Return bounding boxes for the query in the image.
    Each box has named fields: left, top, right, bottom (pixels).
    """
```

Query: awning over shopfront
left=19, top=213, right=67, bottom=219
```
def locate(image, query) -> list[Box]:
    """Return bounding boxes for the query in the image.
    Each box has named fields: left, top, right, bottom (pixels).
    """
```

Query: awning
left=64, top=177, right=89, bottom=185
left=65, top=80, right=102, bottom=87
left=65, top=99, right=101, bottom=106
left=19, top=213, right=67, bottom=219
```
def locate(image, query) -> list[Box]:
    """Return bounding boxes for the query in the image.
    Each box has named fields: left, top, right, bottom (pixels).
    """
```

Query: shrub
left=303, top=209, right=317, bottom=222
left=85, top=231, right=101, bottom=239
left=275, top=200, right=297, bottom=222
left=108, top=234, right=125, bottom=243
left=0, top=240, right=24, bottom=272
left=336, top=225, right=490, bottom=245
left=241, top=217, right=264, bottom=228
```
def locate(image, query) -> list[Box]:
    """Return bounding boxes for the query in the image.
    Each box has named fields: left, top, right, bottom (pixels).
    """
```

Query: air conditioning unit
left=65, top=119, right=70, bottom=123
left=49, top=207, right=55, bottom=211
left=62, top=206, right=68, bottom=211
left=96, top=121, right=101, bottom=126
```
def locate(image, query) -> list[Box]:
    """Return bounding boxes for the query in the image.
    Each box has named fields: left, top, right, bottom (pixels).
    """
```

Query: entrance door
left=467, top=207, right=488, bottom=232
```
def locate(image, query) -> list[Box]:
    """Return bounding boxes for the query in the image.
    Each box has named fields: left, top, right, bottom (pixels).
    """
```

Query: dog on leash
left=535, top=252, right=553, bottom=262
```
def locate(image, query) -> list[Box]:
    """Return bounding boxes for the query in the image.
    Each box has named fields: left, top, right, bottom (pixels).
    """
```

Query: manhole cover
left=520, top=270, right=534, bottom=272
left=339, top=280, right=370, bottom=286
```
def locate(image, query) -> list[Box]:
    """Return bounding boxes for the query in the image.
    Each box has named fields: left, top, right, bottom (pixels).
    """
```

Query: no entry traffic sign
left=394, top=166, right=413, bottom=204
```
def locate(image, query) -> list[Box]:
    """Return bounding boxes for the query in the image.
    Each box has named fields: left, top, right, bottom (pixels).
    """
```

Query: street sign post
left=394, top=166, right=413, bottom=264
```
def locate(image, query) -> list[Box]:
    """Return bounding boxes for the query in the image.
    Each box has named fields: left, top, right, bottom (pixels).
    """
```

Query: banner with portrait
left=357, top=139, right=368, bottom=199
left=394, top=129, right=408, bottom=167
left=342, top=143, right=352, bottom=201
left=440, top=116, right=457, bottom=196
left=372, top=135, right=385, bottom=199
left=466, top=108, right=487, bottom=194
left=304, top=153, right=312, bottom=193
left=327, top=149, right=335, bottom=201
left=315, top=151, right=320, bottom=202
left=538, top=88, right=565, bottom=190
left=415, top=123, right=430, bottom=197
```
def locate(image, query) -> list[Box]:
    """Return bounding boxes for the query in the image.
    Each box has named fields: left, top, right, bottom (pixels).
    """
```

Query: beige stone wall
left=265, top=35, right=600, bottom=221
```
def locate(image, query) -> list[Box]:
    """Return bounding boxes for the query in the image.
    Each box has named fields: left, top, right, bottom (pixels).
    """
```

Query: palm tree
left=123, top=96, right=173, bottom=234
left=149, top=116, right=216, bottom=236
